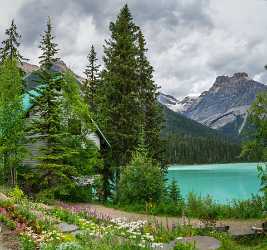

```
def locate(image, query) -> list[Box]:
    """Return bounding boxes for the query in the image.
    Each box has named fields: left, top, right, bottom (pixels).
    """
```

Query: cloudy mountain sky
left=1, top=0, right=267, bottom=98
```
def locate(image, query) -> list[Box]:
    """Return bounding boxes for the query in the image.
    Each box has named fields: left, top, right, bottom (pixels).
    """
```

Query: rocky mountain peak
left=215, top=75, right=229, bottom=84
left=159, top=73, right=267, bottom=138
left=233, top=72, right=249, bottom=79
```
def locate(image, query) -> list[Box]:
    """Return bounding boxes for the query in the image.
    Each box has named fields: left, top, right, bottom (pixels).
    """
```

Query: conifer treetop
left=84, top=45, right=100, bottom=82
left=39, top=17, right=60, bottom=69
left=0, top=19, right=27, bottom=64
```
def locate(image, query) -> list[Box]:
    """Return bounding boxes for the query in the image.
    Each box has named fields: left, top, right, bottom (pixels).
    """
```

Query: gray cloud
left=1, top=0, right=267, bottom=98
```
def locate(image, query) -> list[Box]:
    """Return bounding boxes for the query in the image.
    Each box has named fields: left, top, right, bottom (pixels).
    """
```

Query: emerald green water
left=167, top=163, right=262, bottom=203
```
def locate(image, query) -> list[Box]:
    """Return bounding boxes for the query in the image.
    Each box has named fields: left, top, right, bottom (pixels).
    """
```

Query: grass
left=108, top=192, right=265, bottom=220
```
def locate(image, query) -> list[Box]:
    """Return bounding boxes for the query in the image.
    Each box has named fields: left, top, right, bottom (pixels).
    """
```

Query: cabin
left=22, top=72, right=110, bottom=168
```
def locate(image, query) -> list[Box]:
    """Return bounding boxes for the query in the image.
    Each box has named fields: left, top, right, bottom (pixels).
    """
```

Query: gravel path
left=66, top=203, right=264, bottom=236
left=0, top=225, right=19, bottom=250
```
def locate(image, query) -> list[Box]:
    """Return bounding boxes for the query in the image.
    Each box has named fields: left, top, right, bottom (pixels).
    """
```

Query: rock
left=57, top=223, right=78, bottom=233
left=179, top=236, right=221, bottom=250
left=0, top=193, right=9, bottom=201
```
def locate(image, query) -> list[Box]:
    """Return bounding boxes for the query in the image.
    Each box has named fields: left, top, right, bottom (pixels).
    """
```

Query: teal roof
left=22, top=89, right=42, bottom=112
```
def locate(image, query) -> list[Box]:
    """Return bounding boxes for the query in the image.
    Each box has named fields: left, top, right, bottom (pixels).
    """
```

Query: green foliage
left=25, top=67, right=100, bottom=200
left=82, top=45, right=100, bottom=111
left=26, top=68, right=75, bottom=196
left=208, top=232, right=267, bottom=250
left=20, top=234, right=36, bottom=250
left=0, top=213, right=16, bottom=229
left=9, top=185, right=26, bottom=203
left=118, top=144, right=164, bottom=205
left=113, top=190, right=264, bottom=219
left=185, top=192, right=264, bottom=219
left=164, top=134, right=241, bottom=164
left=77, top=233, right=151, bottom=250
left=162, top=106, right=241, bottom=164
left=39, top=17, right=59, bottom=69
left=0, top=19, right=27, bottom=64
left=49, top=207, right=79, bottom=225
left=98, top=4, right=142, bottom=170
left=174, top=241, right=196, bottom=250
left=136, top=30, right=164, bottom=167
left=97, top=5, right=165, bottom=199
left=241, top=91, right=267, bottom=203
left=0, top=58, right=26, bottom=186
left=168, top=179, right=183, bottom=204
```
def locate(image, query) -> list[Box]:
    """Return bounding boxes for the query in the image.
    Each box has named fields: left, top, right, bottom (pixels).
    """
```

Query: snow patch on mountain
left=159, top=72, right=267, bottom=137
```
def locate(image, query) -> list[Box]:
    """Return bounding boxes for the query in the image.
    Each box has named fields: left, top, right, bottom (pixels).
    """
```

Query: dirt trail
left=0, top=225, right=19, bottom=250
left=69, top=203, right=265, bottom=236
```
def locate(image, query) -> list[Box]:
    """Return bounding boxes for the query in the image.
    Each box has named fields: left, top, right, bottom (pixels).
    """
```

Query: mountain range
left=22, top=61, right=266, bottom=141
left=159, top=72, right=267, bottom=138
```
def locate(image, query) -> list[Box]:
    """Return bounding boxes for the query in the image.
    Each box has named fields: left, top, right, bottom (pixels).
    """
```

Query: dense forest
left=164, top=134, right=241, bottom=164
left=161, top=105, right=242, bottom=164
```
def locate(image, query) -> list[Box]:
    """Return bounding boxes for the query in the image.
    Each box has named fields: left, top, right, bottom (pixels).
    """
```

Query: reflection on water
left=167, top=163, right=262, bottom=203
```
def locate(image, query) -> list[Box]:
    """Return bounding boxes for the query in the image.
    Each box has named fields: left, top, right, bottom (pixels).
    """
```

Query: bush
left=118, top=149, right=164, bottom=205
left=20, top=234, right=36, bottom=250
left=0, top=214, right=16, bottom=230
left=9, top=186, right=26, bottom=203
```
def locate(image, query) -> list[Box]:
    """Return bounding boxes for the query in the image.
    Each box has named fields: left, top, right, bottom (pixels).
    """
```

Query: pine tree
left=168, top=179, right=182, bottom=204
left=0, top=20, right=27, bottom=64
left=83, top=45, right=100, bottom=110
left=98, top=4, right=141, bottom=187
left=39, top=17, right=59, bottom=69
left=136, top=30, right=165, bottom=167
left=27, top=18, right=69, bottom=196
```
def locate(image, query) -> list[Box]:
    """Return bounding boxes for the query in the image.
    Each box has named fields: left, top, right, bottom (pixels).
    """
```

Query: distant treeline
left=164, top=134, right=242, bottom=164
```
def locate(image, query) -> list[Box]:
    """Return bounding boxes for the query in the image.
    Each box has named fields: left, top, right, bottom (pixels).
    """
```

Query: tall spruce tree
left=98, top=5, right=166, bottom=198
left=136, top=30, right=164, bottom=166
left=83, top=45, right=100, bottom=110
left=27, top=17, right=70, bottom=196
left=39, top=17, right=59, bottom=69
left=0, top=20, right=27, bottom=64
left=99, top=4, right=141, bottom=184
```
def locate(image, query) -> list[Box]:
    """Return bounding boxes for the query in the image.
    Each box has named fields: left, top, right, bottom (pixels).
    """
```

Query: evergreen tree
left=83, top=45, right=100, bottom=110
left=0, top=59, right=26, bottom=186
left=98, top=4, right=141, bottom=189
left=136, top=30, right=164, bottom=166
left=27, top=70, right=71, bottom=195
left=0, top=19, right=27, bottom=64
left=26, top=18, right=68, bottom=196
left=39, top=17, right=59, bottom=69
left=168, top=179, right=182, bottom=204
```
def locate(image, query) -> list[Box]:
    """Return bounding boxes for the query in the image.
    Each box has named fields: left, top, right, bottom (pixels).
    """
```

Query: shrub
left=118, top=149, right=164, bottom=205
left=9, top=186, right=26, bottom=203
left=20, top=234, right=36, bottom=250
left=0, top=214, right=16, bottom=229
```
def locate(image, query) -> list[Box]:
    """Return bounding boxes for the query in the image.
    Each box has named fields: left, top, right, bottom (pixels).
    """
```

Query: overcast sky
left=1, top=0, right=267, bottom=98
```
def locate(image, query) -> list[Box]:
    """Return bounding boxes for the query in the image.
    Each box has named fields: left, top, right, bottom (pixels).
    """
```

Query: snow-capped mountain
left=158, top=93, right=198, bottom=113
left=159, top=72, right=267, bottom=137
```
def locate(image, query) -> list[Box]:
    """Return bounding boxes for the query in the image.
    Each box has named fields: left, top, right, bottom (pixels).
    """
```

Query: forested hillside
left=162, top=105, right=242, bottom=164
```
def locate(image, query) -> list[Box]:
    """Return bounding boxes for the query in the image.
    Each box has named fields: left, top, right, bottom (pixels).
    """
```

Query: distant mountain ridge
left=159, top=72, right=267, bottom=137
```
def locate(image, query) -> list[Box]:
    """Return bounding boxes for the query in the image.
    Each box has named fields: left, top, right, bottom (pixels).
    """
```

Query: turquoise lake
left=167, top=163, right=263, bottom=204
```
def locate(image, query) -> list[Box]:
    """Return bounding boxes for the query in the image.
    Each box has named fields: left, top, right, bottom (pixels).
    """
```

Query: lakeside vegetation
left=0, top=3, right=266, bottom=250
